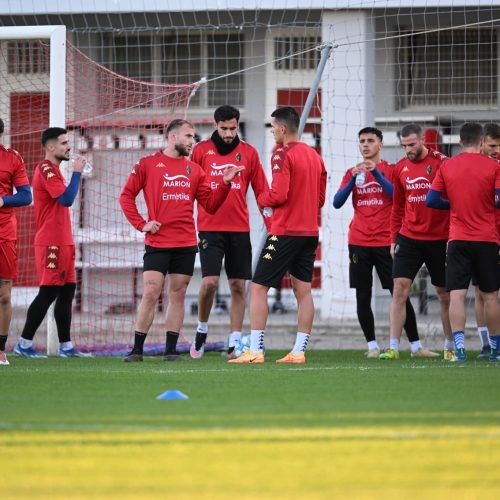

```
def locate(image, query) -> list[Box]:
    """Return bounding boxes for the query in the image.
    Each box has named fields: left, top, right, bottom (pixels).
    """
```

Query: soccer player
left=426, top=122, right=500, bottom=362
left=0, top=118, right=32, bottom=366
left=333, top=127, right=431, bottom=358
left=380, top=123, right=451, bottom=360
left=229, top=106, right=327, bottom=364
left=14, top=127, right=91, bottom=358
left=474, top=123, right=500, bottom=359
left=190, top=105, right=269, bottom=359
left=119, top=119, right=243, bottom=362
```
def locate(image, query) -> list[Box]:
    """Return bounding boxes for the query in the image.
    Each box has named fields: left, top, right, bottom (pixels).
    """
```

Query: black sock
left=165, top=331, right=179, bottom=354
left=21, top=286, right=60, bottom=340
left=54, top=283, right=76, bottom=344
left=403, top=297, right=420, bottom=343
left=0, top=335, right=7, bottom=351
left=356, top=288, right=376, bottom=342
left=132, top=331, right=147, bottom=354
left=195, top=332, right=207, bottom=350
left=227, top=346, right=235, bottom=354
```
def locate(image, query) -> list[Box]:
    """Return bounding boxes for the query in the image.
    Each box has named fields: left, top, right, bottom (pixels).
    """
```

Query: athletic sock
left=389, top=338, right=400, bottom=351
left=228, top=331, right=241, bottom=348
left=19, top=338, right=33, bottom=349
left=250, top=329, right=264, bottom=354
left=197, top=321, right=208, bottom=334
left=367, top=340, right=379, bottom=351
left=452, top=331, right=465, bottom=350
left=444, top=339, right=455, bottom=351
left=478, top=327, right=489, bottom=347
left=60, top=341, right=73, bottom=351
left=489, top=334, right=500, bottom=351
left=291, top=332, right=310, bottom=355
left=131, top=331, right=147, bottom=354
left=0, top=335, right=7, bottom=351
left=165, top=331, right=179, bottom=355
left=410, top=340, right=422, bottom=353
left=194, top=332, right=207, bottom=350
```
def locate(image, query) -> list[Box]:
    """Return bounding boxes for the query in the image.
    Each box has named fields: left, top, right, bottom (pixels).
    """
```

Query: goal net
left=1, top=1, right=497, bottom=354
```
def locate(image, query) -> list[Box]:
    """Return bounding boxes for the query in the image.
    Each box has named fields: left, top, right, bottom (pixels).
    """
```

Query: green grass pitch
left=2, top=351, right=500, bottom=498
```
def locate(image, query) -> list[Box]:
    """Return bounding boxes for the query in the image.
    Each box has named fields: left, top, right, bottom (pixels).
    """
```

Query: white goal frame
left=0, top=25, right=66, bottom=355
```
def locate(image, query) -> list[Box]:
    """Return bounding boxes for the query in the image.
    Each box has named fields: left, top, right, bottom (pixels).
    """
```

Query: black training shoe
left=477, top=345, right=492, bottom=359
left=162, top=352, right=187, bottom=362
left=124, top=351, right=143, bottom=362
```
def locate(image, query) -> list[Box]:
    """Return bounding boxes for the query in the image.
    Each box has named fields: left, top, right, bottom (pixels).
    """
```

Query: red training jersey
left=257, top=141, right=327, bottom=237
left=0, top=145, right=29, bottom=241
left=338, top=160, right=394, bottom=246
left=32, top=160, right=74, bottom=246
left=430, top=152, right=500, bottom=243
left=192, top=139, right=269, bottom=232
left=119, top=151, right=230, bottom=248
left=391, top=149, right=449, bottom=243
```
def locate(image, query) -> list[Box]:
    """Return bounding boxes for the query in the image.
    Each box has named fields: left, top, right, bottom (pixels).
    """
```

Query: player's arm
left=390, top=166, right=405, bottom=245
left=319, top=158, right=327, bottom=208
left=333, top=170, right=355, bottom=209
left=196, top=166, right=243, bottom=214
left=426, top=168, right=450, bottom=210
left=256, top=154, right=290, bottom=207
left=0, top=151, right=32, bottom=208
left=119, top=161, right=149, bottom=231
left=366, top=160, right=394, bottom=197
left=0, top=185, right=32, bottom=208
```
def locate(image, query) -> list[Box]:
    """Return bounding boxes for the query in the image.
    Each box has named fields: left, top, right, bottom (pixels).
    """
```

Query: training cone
left=156, top=390, right=189, bottom=400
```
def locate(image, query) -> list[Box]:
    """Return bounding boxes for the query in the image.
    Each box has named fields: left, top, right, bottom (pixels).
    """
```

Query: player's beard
left=407, top=147, right=422, bottom=161
left=175, top=143, right=191, bottom=157
left=55, top=152, right=70, bottom=162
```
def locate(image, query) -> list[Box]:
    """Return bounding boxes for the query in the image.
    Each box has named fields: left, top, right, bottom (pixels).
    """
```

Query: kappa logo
left=46, top=262, right=56, bottom=269
left=131, top=168, right=137, bottom=175
left=273, top=155, right=281, bottom=161
left=48, top=252, right=57, bottom=259
left=155, top=162, right=166, bottom=168
left=351, top=253, right=358, bottom=264
left=266, top=244, right=276, bottom=251
left=47, top=172, right=55, bottom=179
left=275, top=148, right=284, bottom=153
left=269, top=235, right=278, bottom=242
left=48, top=246, right=59, bottom=250
left=42, top=165, right=51, bottom=172
left=402, top=166, right=409, bottom=172
left=263, top=253, right=272, bottom=260
left=272, top=164, right=281, bottom=171
left=206, top=149, right=216, bottom=155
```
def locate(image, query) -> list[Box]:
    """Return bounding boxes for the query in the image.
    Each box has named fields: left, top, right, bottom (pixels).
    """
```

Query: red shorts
left=0, top=240, right=17, bottom=280
left=35, top=245, right=76, bottom=286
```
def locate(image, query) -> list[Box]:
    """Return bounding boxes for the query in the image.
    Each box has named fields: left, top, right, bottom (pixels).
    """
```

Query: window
left=7, top=41, right=49, bottom=74
left=105, top=32, right=245, bottom=108
left=274, top=37, right=321, bottom=70
left=397, top=28, right=497, bottom=108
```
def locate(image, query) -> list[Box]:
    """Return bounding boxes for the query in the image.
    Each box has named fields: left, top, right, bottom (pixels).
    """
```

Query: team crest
left=426, top=165, right=432, bottom=174
left=351, top=253, right=358, bottom=264
left=236, top=152, right=241, bottom=162
left=394, top=244, right=400, bottom=255
left=186, top=165, right=192, bottom=174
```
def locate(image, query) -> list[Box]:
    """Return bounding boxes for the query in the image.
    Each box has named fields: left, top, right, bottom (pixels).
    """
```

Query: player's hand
left=72, top=156, right=86, bottom=173
left=351, top=162, right=367, bottom=176
left=390, top=243, right=395, bottom=258
left=223, top=165, right=245, bottom=185
left=0, top=197, right=4, bottom=208
left=142, top=220, right=161, bottom=234
left=363, top=159, right=376, bottom=171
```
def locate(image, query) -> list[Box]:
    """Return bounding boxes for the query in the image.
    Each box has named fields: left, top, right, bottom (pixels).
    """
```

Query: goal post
left=0, top=25, right=66, bottom=355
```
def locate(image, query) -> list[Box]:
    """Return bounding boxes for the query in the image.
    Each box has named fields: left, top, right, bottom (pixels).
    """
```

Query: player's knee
left=201, top=277, right=219, bottom=295
left=435, top=287, right=450, bottom=305
left=393, top=280, right=410, bottom=300
left=142, top=287, right=162, bottom=305
left=0, top=289, right=11, bottom=307
left=229, top=279, right=245, bottom=297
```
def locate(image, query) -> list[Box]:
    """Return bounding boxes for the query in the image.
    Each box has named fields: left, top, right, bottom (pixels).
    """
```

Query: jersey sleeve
left=338, top=169, right=353, bottom=190
left=11, top=150, right=29, bottom=187
left=119, top=159, right=148, bottom=231
left=430, top=165, right=445, bottom=192
left=256, top=150, right=290, bottom=207
left=195, top=167, right=231, bottom=214
left=190, top=143, right=204, bottom=169
left=390, top=164, right=405, bottom=244
left=319, top=158, right=327, bottom=208
left=38, top=162, right=66, bottom=199
left=248, top=150, right=269, bottom=201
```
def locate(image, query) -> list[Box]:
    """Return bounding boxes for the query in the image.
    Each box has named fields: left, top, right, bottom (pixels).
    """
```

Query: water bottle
left=355, top=171, right=366, bottom=187
left=69, top=153, right=93, bottom=176
left=263, top=207, right=273, bottom=218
